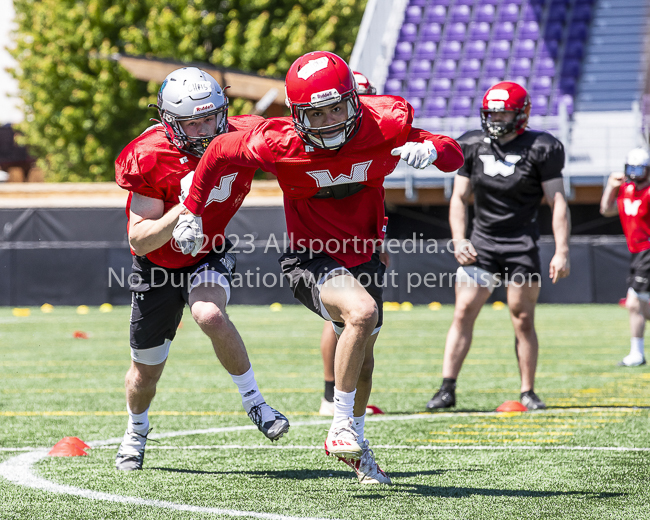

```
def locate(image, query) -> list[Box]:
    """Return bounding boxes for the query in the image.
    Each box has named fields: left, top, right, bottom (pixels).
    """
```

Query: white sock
left=332, top=387, right=356, bottom=429
left=630, top=337, right=645, bottom=357
left=231, top=367, right=276, bottom=423
left=352, top=414, right=366, bottom=441
left=127, top=405, right=149, bottom=435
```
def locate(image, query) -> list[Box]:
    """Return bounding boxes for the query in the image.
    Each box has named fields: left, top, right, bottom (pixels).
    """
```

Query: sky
left=0, top=0, right=23, bottom=125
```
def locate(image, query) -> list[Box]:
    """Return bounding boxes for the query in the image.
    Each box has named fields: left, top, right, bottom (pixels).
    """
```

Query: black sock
left=441, top=378, right=456, bottom=392
left=324, top=380, right=335, bottom=402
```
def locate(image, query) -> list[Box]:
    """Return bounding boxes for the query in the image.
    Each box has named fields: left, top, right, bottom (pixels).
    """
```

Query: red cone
left=496, top=400, right=528, bottom=412
left=365, top=405, right=385, bottom=415
left=48, top=437, right=90, bottom=457
left=619, top=297, right=627, bottom=308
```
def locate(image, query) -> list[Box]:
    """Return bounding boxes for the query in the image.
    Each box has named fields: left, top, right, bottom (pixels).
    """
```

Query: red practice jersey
left=185, top=96, right=464, bottom=267
left=617, top=181, right=650, bottom=253
left=115, top=115, right=263, bottom=268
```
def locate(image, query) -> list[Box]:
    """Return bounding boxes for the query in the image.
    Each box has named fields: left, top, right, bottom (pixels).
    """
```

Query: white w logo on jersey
left=180, top=171, right=238, bottom=206
left=624, top=199, right=643, bottom=216
left=306, top=160, right=372, bottom=187
left=479, top=155, right=522, bottom=177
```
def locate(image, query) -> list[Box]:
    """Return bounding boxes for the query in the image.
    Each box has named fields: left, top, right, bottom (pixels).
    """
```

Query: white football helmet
left=154, top=67, right=228, bottom=157
left=624, top=147, right=650, bottom=183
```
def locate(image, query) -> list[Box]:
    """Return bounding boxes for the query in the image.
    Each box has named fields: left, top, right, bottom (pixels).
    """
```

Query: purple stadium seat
left=506, top=0, right=524, bottom=4
left=535, top=57, right=556, bottom=76
left=479, top=77, right=501, bottom=95
left=489, top=40, right=511, bottom=60
left=572, top=3, right=593, bottom=22
left=481, top=0, right=502, bottom=5
left=447, top=22, right=468, bottom=42
left=399, top=23, right=418, bottom=42
left=430, top=77, right=452, bottom=97
left=394, top=41, right=413, bottom=60
left=426, top=5, right=447, bottom=24
left=519, top=21, right=540, bottom=40
left=423, top=97, right=448, bottom=117
left=408, top=0, right=426, bottom=5
left=514, top=40, right=536, bottom=59
left=450, top=4, right=471, bottom=24
left=406, top=97, right=423, bottom=115
left=545, top=22, right=563, bottom=41
left=405, top=5, right=423, bottom=24
left=559, top=77, right=576, bottom=96
left=499, top=4, right=520, bottom=23
left=410, top=59, right=433, bottom=79
left=455, top=0, right=475, bottom=5
left=564, top=39, right=584, bottom=60
left=430, top=0, right=452, bottom=5
left=469, top=22, right=492, bottom=41
left=389, top=60, right=408, bottom=80
left=530, top=95, right=548, bottom=116
left=494, top=22, right=515, bottom=41
left=440, top=40, right=462, bottom=60
left=568, top=22, right=589, bottom=40
left=551, top=95, right=574, bottom=116
left=530, top=76, right=553, bottom=96
left=459, top=59, right=482, bottom=78
left=485, top=58, right=506, bottom=78
left=383, top=79, right=403, bottom=96
left=511, top=57, right=532, bottom=77
left=456, top=77, right=477, bottom=96
left=421, top=23, right=442, bottom=42
left=414, top=41, right=437, bottom=60
left=475, top=4, right=496, bottom=23
left=538, top=39, right=559, bottom=59
left=547, top=5, right=567, bottom=22
left=522, top=4, right=541, bottom=21
left=449, top=96, right=473, bottom=117
left=408, top=78, right=428, bottom=97
left=437, top=59, right=458, bottom=79
left=561, top=59, right=581, bottom=78
left=465, top=40, right=487, bottom=60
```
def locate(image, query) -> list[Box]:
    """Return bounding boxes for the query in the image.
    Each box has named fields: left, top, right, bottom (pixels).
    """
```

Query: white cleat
left=335, top=439, right=392, bottom=485
left=618, top=354, right=646, bottom=367
left=324, top=419, right=363, bottom=459
left=319, top=398, right=335, bottom=416
left=115, top=428, right=150, bottom=471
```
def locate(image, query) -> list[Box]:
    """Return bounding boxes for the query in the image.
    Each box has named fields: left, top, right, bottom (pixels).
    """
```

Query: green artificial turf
left=0, top=304, right=648, bottom=519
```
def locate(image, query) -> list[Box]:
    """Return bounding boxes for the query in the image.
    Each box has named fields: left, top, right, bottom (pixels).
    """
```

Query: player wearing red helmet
left=353, top=71, right=377, bottom=95
left=177, top=51, right=463, bottom=484
left=426, top=81, right=571, bottom=412
left=601, top=147, right=650, bottom=367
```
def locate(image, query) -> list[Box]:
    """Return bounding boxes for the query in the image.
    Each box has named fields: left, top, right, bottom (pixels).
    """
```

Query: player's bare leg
left=125, top=360, right=166, bottom=415
left=190, top=283, right=289, bottom=441
left=427, top=281, right=491, bottom=410
left=507, top=279, right=545, bottom=409
left=319, top=322, right=337, bottom=415
left=621, top=290, right=649, bottom=366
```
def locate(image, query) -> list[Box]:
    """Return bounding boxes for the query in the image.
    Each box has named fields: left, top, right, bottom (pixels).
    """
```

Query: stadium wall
left=0, top=207, right=630, bottom=306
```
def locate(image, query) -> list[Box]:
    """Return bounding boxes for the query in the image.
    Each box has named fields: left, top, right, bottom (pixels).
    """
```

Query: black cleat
left=426, top=387, right=456, bottom=410
left=520, top=390, right=546, bottom=410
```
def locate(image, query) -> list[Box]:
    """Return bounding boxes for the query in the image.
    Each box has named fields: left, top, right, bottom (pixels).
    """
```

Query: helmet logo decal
left=479, top=155, right=522, bottom=177
left=306, top=160, right=372, bottom=187
left=487, top=89, right=510, bottom=101
left=310, top=88, right=342, bottom=107
left=297, top=57, right=329, bottom=79
left=487, top=100, right=505, bottom=109
left=193, top=102, right=216, bottom=114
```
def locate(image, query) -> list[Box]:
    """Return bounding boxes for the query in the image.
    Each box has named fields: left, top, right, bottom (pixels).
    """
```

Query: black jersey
left=457, top=129, right=564, bottom=238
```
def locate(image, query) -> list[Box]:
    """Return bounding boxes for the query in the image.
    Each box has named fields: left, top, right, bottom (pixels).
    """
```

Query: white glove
left=391, top=140, right=438, bottom=169
left=172, top=212, right=203, bottom=257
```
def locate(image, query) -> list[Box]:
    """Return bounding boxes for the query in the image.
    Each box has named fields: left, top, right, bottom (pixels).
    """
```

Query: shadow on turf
left=150, top=467, right=449, bottom=480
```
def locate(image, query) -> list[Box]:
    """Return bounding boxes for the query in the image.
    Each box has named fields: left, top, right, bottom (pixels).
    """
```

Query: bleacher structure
left=350, top=0, right=649, bottom=203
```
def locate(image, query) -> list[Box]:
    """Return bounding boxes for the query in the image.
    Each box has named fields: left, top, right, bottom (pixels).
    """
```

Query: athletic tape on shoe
left=131, top=339, right=171, bottom=366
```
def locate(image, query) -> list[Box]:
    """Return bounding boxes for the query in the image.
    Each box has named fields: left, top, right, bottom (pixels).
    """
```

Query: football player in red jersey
left=177, top=51, right=463, bottom=484
left=600, top=147, right=650, bottom=367
left=426, top=81, right=571, bottom=412
left=317, top=70, right=388, bottom=417
left=113, top=67, right=289, bottom=471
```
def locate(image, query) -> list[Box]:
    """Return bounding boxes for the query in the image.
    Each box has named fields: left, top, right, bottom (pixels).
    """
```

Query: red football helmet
left=480, top=81, right=531, bottom=139
left=285, top=51, right=363, bottom=149
left=353, top=71, right=377, bottom=95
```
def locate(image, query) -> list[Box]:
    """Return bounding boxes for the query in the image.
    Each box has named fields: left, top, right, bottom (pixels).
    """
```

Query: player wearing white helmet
left=600, top=147, right=650, bottom=366
left=113, top=67, right=289, bottom=471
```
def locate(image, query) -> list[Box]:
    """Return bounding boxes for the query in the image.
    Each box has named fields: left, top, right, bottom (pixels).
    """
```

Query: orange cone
left=73, top=331, right=89, bottom=339
left=496, top=400, right=528, bottom=412
left=365, top=405, right=385, bottom=415
left=48, top=437, right=90, bottom=457
left=619, top=297, right=627, bottom=308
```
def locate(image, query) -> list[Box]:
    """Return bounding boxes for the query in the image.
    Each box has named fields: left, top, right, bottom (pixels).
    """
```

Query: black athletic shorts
left=129, top=243, right=236, bottom=350
left=279, top=250, right=386, bottom=330
left=470, top=229, right=542, bottom=281
left=628, top=248, right=650, bottom=293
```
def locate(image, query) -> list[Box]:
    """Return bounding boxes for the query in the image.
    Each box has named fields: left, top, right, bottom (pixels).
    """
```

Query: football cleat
left=617, top=354, right=646, bottom=367
left=115, top=428, right=151, bottom=471
left=520, top=390, right=546, bottom=410
left=324, top=419, right=363, bottom=459
left=319, top=397, right=335, bottom=416
left=247, top=403, right=290, bottom=441
left=425, top=387, right=456, bottom=410
left=335, top=439, right=392, bottom=485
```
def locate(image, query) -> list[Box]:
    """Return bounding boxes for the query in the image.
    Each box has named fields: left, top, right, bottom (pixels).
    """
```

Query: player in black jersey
left=426, top=82, right=571, bottom=411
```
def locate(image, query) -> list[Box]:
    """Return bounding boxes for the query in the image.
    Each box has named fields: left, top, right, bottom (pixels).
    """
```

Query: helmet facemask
left=159, top=101, right=228, bottom=157
left=624, top=148, right=650, bottom=184
left=480, top=107, right=528, bottom=140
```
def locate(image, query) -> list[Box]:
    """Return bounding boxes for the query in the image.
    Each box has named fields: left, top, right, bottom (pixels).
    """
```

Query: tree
left=10, top=0, right=367, bottom=181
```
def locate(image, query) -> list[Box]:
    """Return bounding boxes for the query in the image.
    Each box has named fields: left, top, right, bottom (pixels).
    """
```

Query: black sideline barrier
left=0, top=208, right=631, bottom=306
